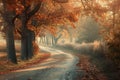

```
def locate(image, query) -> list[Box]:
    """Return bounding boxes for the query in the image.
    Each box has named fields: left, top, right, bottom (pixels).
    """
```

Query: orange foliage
left=26, top=0, right=81, bottom=38
left=2, top=0, right=80, bottom=44
left=53, top=0, right=68, bottom=3
left=46, top=26, right=57, bottom=36
left=82, top=0, right=120, bottom=66
left=33, top=41, right=39, bottom=55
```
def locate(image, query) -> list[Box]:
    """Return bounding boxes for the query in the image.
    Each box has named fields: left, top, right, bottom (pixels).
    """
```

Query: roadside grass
left=55, top=42, right=120, bottom=80
left=0, top=40, right=50, bottom=75
left=76, top=54, right=108, bottom=80
left=0, top=53, right=50, bottom=74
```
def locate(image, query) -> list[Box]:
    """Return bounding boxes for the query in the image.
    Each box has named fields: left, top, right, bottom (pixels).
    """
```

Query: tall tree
left=0, top=0, right=17, bottom=63
left=16, top=0, right=43, bottom=60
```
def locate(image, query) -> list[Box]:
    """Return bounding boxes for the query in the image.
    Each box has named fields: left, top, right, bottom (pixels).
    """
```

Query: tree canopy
left=0, top=0, right=119, bottom=65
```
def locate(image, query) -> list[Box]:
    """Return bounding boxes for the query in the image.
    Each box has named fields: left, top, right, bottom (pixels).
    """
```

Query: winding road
left=0, top=46, right=80, bottom=80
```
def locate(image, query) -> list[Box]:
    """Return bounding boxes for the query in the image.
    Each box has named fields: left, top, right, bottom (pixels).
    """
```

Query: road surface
left=0, top=46, right=82, bottom=80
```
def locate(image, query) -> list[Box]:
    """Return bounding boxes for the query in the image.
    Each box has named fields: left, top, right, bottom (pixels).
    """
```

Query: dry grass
left=0, top=53, right=50, bottom=75
left=56, top=41, right=120, bottom=80
left=0, top=40, right=50, bottom=75
left=76, top=54, right=108, bottom=80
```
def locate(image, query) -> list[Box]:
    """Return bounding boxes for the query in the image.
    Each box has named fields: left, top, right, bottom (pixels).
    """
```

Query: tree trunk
left=51, top=36, right=55, bottom=46
left=54, top=34, right=62, bottom=45
left=21, top=30, right=28, bottom=60
left=54, top=39, right=57, bottom=45
left=21, top=12, right=28, bottom=60
left=46, top=36, right=49, bottom=46
left=6, top=25, right=17, bottom=64
left=27, top=30, right=34, bottom=59
left=21, top=29, right=34, bottom=60
left=20, top=2, right=41, bottom=60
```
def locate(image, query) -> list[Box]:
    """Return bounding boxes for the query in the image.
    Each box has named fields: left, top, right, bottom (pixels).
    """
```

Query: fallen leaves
left=76, top=54, right=108, bottom=80
left=0, top=53, right=50, bottom=75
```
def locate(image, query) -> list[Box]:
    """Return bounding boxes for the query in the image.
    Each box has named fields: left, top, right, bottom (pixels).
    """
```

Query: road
left=0, top=46, right=81, bottom=80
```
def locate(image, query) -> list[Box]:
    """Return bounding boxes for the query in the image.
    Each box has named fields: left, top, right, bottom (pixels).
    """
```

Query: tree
left=29, top=0, right=80, bottom=45
left=0, top=0, right=81, bottom=63
left=17, top=0, right=42, bottom=60
left=76, top=16, right=101, bottom=43
left=0, top=0, right=18, bottom=64
left=79, top=0, right=120, bottom=66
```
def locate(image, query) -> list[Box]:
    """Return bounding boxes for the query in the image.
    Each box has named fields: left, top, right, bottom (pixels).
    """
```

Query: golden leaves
left=15, top=4, right=24, bottom=15
left=53, top=0, right=68, bottom=3
left=4, top=0, right=45, bottom=15
left=67, top=12, right=79, bottom=22
left=46, top=26, right=57, bottom=36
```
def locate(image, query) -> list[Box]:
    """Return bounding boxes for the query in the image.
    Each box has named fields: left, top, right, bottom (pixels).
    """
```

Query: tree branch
left=12, top=14, right=20, bottom=24
left=81, top=0, right=86, bottom=9
left=0, top=10, right=3, bottom=16
left=28, top=3, right=41, bottom=18
left=16, top=28, right=22, bottom=36
left=56, top=34, right=62, bottom=40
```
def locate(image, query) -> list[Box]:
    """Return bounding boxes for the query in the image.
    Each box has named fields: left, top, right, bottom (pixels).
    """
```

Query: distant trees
left=0, top=0, right=80, bottom=63
left=39, top=26, right=66, bottom=46
left=79, top=0, right=120, bottom=66
left=76, top=17, right=101, bottom=43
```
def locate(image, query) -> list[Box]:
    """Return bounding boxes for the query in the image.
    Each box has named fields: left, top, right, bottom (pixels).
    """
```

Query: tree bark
left=21, top=28, right=34, bottom=60
left=6, top=25, right=17, bottom=64
left=21, top=31, right=28, bottom=60
left=27, top=30, right=34, bottom=59
left=20, top=12, right=28, bottom=60
left=2, top=5, right=17, bottom=63
left=20, top=2, right=41, bottom=60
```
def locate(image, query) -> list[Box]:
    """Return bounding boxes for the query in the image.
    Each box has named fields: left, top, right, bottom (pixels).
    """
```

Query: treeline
left=75, top=0, right=120, bottom=67
left=0, top=0, right=80, bottom=64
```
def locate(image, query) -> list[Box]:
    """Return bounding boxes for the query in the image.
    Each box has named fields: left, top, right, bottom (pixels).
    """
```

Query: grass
left=76, top=54, right=108, bottom=80
left=0, top=40, right=50, bottom=75
left=55, top=41, right=120, bottom=80
left=0, top=53, right=50, bottom=75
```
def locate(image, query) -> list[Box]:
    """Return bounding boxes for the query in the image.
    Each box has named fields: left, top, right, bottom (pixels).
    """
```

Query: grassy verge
left=0, top=41, right=50, bottom=75
left=54, top=43, right=120, bottom=80
left=76, top=54, right=108, bottom=80
left=0, top=53, right=50, bottom=75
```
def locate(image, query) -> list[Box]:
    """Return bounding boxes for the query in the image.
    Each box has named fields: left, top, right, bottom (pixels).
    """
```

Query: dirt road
left=0, top=46, right=80, bottom=80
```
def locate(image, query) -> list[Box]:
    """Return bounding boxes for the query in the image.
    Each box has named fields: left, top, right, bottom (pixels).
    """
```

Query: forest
left=0, top=0, right=120, bottom=80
